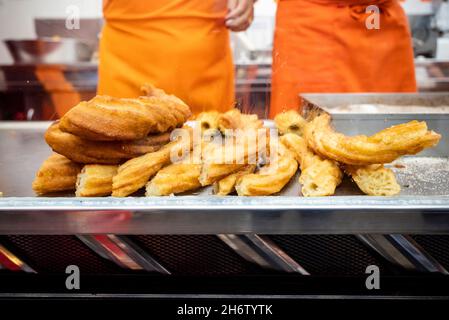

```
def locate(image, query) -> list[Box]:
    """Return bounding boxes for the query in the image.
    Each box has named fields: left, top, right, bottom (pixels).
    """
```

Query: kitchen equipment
left=402, top=0, right=444, bottom=57
left=4, top=38, right=94, bottom=64
left=34, top=18, right=102, bottom=43
left=34, top=18, right=102, bottom=62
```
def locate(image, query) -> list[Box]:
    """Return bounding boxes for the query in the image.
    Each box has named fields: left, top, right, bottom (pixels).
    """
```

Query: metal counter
left=0, top=94, right=449, bottom=235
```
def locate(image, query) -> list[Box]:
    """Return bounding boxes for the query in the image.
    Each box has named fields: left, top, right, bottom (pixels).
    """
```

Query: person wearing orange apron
left=270, top=0, right=417, bottom=118
left=98, top=0, right=254, bottom=114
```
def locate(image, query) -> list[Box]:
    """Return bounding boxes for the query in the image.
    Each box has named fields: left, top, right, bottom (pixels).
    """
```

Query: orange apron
left=98, top=0, right=234, bottom=114
left=270, top=0, right=417, bottom=118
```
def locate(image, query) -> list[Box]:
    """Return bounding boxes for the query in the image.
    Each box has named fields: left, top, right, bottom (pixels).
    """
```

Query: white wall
left=0, top=0, right=102, bottom=63
left=254, top=0, right=276, bottom=16
left=249, top=0, right=276, bottom=49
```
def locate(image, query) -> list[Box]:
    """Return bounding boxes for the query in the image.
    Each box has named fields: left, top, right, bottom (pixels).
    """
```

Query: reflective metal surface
left=358, top=234, right=449, bottom=274
left=1, top=196, right=449, bottom=234
left=78, top=235, right=170, bottom=273
left=0, top=243, right=36, bottom=273
left=4, top=38, right=94, bottom=64
left=218, top=234, right=309, bottom=274
left=301, top=92, right=449, bottom=114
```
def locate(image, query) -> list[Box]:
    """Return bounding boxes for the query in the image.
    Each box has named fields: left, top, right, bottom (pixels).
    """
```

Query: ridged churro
left=235, top=146, right=298, bottom=196
left=195, top=111, right=221, bottom=131
left=199, top=131, right=271, bottom=186
left=60, top=90, right=190, bottom=141
left=146, top=163, right=202, bottom=196
left=281, top=133, right=342, bottom=197
left=76, top=164, right=118, bottom=197
left=112, top=132, right=193, bottom=197
left=304, top=113, right=441, bottom=165
left=32, top=154, right=82, bottom=195
left=274, top=110, right=307, bottom=136
left=45, top=122, right=170, bottom=164
left=218, top=108, right=263, bottom=134
left=214, top=165, right=256, bottom=196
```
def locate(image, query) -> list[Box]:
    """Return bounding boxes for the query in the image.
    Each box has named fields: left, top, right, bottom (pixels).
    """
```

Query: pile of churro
left=32, top=90, right=441, bottom=197
left=32, top=84, right=192, bottom=197
left=277, top=110, right=441, bottom=196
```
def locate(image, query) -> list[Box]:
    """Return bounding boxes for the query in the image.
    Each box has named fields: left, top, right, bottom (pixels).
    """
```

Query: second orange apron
left=270, top=0, right=417, bottom=118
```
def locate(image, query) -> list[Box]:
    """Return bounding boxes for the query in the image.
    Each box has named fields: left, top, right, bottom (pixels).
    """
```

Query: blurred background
left=0, top=0, right=448, bottom=120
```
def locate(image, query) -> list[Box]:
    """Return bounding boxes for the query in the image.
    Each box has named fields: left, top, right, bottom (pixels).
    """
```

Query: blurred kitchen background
left=0, top=0, right=448, bottom=120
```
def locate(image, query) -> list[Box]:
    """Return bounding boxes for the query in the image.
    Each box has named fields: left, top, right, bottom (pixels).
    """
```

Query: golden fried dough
left=235, top=146, right=298, bottom=196
left=218, top=109, right=263, bottom=134
left=199, top=131, right=271, bottom=186
left=346, top=165, right=401, bottom=196
left=195, top=111, right=221, bottom=132
left=76, top=164, right=118, bottom=197
left=138, top=95, right=191, bottom=131
left=146, top=163, right=202, bottom=196
left=214, top=165, right=256, bottom=196
left=60, top=96, right=159, bottom=141
left=32, top=154, right=82, bottom=195
left=146, top=139, right=214, bottom=196
left=59, top=92, right=191, bottom=141
left=304, top=113, right=441, bottom=165
left=141, top=83, right=167, bottom=97
left=140, top=83, right=191, bottom=129
left=45, top=122, right=170, bottom=164
left=112, top=134, right=193, bottom=197
left=199, top=163, right=247, bottom=187
left=274, top=110, right=307, bottom=136
left=281, top=133, right=342, bottom=197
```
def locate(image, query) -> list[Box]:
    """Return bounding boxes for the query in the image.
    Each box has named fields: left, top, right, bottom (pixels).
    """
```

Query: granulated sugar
left=391, top=157, right=449, bottom=196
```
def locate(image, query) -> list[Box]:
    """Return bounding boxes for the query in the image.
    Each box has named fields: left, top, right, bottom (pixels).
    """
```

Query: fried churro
left=32, top=154, right=82, bottom=195
left=304, top=114, right=441, bottom=165
left=76, top=164, right=118, bottom=197
left=281, top=133, right=342, bottom=197
left=235, top=146, right=298, bottom=196
left=199, top=130, right=271, bottom=186
left=346, top=165, right=401, bottom=196
left=195, top=111, right=221, bottom=132
left=274, top=110, right=307, bottom=136
left=112, top=131, right=193, bottom=197
left=218, top=109, right=263, bottom=134
left=146, top=163, right=202, bottom=196
left=213, top=165, right=256, bottom=196
left=45, top=122, right=170, bottom=164
left=60, top=91, right=190, bottom=141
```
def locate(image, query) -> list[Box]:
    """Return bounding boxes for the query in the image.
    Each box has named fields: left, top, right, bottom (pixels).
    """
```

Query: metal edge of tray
left=300, top=92, right=449, bottom=108
left=0, top=196, right=449, bottom=235
left=2, top=195, right=449, bottom=210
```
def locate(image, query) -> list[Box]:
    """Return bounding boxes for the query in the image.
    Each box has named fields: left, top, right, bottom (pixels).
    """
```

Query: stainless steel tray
left=1, top=93, right=449, bottom=235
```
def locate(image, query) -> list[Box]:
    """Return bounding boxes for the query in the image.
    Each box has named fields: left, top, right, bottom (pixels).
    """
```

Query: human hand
left=225, top=0, right=254, bottom=32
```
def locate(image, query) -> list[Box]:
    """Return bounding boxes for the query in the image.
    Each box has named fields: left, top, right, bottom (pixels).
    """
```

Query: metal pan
left=0, top=93, right=448, bottom=234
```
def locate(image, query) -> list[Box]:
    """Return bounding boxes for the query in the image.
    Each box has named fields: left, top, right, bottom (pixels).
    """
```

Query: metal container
left=0, top=93, right=448, bottom=235
left=4, top=38, right=94, bottom=64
